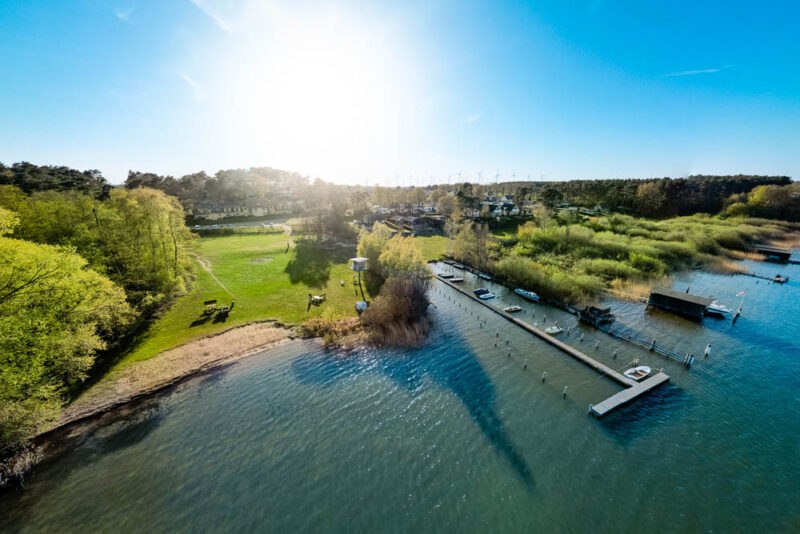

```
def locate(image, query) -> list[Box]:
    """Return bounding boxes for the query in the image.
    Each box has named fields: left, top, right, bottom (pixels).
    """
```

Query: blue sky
left=1, top=0, right=798, bottom=185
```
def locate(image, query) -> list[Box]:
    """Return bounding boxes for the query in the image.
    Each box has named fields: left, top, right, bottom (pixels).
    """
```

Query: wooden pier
left=589, top=372, right=670, bottom=417
left=437, top=275, right=671, bottom=418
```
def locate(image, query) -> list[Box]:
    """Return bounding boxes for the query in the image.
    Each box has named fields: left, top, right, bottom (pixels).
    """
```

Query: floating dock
left=437, top=275, right=670, bottom=418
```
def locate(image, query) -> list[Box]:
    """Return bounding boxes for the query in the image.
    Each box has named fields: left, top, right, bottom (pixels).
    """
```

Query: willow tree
left=361, top=235, right=432, bottom=346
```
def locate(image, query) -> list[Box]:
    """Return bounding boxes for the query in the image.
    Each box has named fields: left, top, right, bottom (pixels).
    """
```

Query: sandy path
left=50, top=322, right=295, bottom=432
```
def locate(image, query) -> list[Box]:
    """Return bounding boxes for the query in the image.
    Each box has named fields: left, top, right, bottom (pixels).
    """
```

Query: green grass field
left=118, top=232, right=448, bottom=369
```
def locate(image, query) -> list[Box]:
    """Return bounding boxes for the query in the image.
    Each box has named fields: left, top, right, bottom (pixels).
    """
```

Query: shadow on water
left=291, top=332, right=535, bottom=488
left=96, top=409, right=165, bottom=454
left=595, top=384, right=690, bottom=446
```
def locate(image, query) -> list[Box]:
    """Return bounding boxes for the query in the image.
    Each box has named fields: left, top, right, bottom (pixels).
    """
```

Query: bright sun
left=207, top=6, right=420, bottom=183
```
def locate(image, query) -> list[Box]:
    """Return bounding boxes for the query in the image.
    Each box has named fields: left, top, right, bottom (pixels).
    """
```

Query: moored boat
left=473, top=288, right=490, bottom=295
left=478, top=292, right=496, bottom=300
left=450, top=277, right=464, bottom=283
left=514, top=288, right=540, bottom=302
left=438, top=273, right=454, bottom=279
left=478, top=273, right=492, bottom=281
left=543, top=325, right=564, bottom=335
left=705, top=300, right=732, bottom=317
left=623, top=365, right=651, bottom=381
left=453, top=263, right=465, bottom=269
left=443, top=260, right=455, bottom=265
left=504, top=305, right=522, bottom=313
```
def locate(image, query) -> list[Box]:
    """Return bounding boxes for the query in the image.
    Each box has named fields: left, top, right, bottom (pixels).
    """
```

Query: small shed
left=648, top=288, right=713, bottom=321
left=754, top=245, right=792, bottom=263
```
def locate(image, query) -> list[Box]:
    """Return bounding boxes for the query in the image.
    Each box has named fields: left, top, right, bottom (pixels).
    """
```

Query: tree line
left=0, top=167, right=194, bottom=450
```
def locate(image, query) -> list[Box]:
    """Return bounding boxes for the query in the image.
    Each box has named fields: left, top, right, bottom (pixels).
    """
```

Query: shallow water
left=2, top=257, right=799, bottom=533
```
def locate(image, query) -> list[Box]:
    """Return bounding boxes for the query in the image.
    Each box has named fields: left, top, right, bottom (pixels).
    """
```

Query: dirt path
left=48, top=322, right=295, bottom=433
left=195, top=255, right=236, bottom=298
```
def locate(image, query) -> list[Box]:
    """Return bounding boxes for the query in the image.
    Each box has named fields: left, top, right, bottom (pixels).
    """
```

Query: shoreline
left=7, top=322, right=308, bottom=478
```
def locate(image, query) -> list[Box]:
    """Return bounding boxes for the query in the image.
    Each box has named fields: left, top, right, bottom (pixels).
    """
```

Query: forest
left=0, top=168, right=194, bottom=451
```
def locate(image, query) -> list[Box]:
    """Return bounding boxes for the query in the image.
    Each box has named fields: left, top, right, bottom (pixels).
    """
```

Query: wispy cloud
left=463, top=113, right=481, bottom=125
left=115, top=7, right=134, bottom=21
left=180, top=73, right=204, bottom=101
left=663, top=65, right=731, bottom=78
left=190, top=0, right=233, bottom=32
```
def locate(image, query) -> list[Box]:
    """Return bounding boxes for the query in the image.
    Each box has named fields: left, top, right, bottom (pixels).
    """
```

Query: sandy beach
left=45, top=322, right=297, bottom=435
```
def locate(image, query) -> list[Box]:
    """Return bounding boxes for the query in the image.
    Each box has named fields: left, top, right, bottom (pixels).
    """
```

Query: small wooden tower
left=350, top=257, right=368, bottom=300
left=350, top=257, right=368, bottom=279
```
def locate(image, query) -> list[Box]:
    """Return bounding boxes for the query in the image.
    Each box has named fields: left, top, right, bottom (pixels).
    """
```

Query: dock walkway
left=437, top=275, right=670, bottom=418
left=589, top=372, right=670, bottom=417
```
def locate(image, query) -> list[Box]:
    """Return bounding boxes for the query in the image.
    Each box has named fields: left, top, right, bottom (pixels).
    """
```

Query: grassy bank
left=119, top=234, right=363, bottom=368
left=116, top=233, right=448, bottom=370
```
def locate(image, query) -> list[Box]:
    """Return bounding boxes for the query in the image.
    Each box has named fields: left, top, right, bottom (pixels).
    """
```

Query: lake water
left=2, top=257, right=799, bottom=533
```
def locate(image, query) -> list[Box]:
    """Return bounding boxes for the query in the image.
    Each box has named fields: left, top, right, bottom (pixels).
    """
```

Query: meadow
left=118, top=233, right=448, bottom=369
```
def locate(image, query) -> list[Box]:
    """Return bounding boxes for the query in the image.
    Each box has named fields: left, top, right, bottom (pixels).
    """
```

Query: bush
left=628, top=252, right=666, bottom=276
left=578, top=258, right=641, bottom=280
left=361, top=276, right=432, bottom=346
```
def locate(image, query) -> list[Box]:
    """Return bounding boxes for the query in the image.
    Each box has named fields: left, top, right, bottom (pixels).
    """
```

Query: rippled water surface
left=2, top=257, right=799, bottom=533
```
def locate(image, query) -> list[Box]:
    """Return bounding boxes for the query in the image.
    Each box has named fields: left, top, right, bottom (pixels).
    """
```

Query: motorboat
left=453, top=263, right=465, bottom=269
left=774, top=274, right=789, bottom=284
left=705, top=300, right=732, bottom=317
left=544, top=325, right=564, bottom=335
left=504, top=305, right=522, bottom=313
left=477, top=292, right=496, bottom=300
left=473, top=288, right=490, bottom=296
left=438, top=273, right=454, bottom=279
left=443, top=260, right=455, bottom=265
left=478, top=273, right=492, bottom=281
left=623, top=365, right=651, bottom=381
left=450, top=277, right=464, bottom=283
left=514, top=288, right=540, bottom=302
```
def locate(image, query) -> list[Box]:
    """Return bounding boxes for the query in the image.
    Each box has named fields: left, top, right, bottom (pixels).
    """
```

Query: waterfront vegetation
left=452, top=213, right=798, bottom=303
left=0, top=208, right=133, bottom=447
left=0, top=161, right=796, bottom=467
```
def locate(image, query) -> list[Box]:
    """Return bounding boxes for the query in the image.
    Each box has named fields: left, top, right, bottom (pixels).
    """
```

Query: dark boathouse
left=754, top=245, right=792, bottom=263
left=648, top=287, right=713, bottom=321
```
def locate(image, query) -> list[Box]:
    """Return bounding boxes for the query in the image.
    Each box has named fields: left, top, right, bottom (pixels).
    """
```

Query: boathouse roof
left=649, top=287, right=713, bottom=307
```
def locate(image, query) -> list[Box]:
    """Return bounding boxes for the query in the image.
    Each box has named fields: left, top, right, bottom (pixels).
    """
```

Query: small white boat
left=544, top=325, right=564, bottom=335
left=438, top=273, right=454, bottom=279
left=478, top=292, right=496, bottom=300
left=705, top=301, right=732, bottom=316
left=504, top=305, right=522, bottom=313
left=478, top=273, right=492, bottom=281
left=450, top=277, right=464, bottom=283
left=623, top=365, right=651, bottom=381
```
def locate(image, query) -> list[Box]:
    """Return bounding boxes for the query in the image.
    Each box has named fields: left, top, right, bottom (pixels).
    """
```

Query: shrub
left=628, top=252, right=666, bottom=276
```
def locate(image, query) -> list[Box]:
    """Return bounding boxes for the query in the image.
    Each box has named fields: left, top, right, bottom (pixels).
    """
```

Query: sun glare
left=212, top=7, right=417, bottom=182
